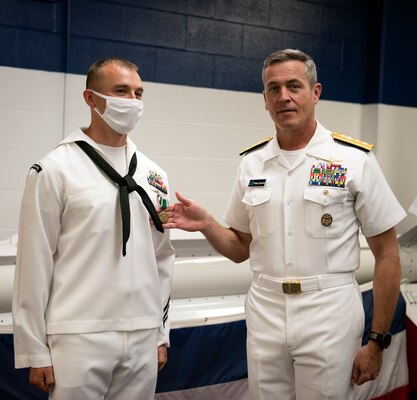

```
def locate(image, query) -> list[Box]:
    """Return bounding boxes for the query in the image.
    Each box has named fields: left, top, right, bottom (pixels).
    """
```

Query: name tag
left=248, top=179, right=266, bottom=187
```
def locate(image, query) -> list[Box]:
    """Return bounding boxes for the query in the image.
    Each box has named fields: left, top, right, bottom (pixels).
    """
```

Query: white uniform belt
left=253, top=272, right=354, bottom=294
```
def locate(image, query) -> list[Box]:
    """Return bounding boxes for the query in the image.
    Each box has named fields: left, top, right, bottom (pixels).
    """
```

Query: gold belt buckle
left=282, top=280, right=302, bottom=294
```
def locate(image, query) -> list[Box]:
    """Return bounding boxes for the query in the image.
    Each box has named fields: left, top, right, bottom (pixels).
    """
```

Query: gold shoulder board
left=239, top=136, right=273, bottom=156
left=331, top=132, right=374, bottom=152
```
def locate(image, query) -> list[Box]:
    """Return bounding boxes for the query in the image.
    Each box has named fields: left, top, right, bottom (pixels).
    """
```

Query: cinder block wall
left=1, top=0, right=417, bottom=240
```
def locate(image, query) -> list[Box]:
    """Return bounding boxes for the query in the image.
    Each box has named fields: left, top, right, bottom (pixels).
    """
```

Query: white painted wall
left=0, top=66, right=415, bottom=240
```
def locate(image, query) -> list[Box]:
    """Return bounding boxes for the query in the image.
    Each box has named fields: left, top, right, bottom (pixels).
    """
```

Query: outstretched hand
left=163, top=192, right=209, bottom=232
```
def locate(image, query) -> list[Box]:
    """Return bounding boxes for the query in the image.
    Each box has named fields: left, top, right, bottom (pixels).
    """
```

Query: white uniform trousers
left=245, top=279, right=364, bottom=400
left=47, top=328, right=158, bottom=400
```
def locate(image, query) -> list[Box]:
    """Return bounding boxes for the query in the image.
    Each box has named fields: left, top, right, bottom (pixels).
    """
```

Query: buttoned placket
left=278, top=153, right=306, bottom=277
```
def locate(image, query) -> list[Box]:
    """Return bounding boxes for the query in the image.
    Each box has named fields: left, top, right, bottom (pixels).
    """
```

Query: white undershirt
left=98, top=144, right=127, bottom=176
left=280, top=148, right=305, bottom=168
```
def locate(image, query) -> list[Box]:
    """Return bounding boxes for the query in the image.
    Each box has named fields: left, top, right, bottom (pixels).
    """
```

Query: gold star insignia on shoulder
left=239, top=136, right=273, bottom=156
left=331, top=132, right=374, bottom=152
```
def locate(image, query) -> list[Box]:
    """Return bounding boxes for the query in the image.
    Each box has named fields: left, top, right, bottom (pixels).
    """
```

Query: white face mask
left=91, top=90, right=144, bottom=134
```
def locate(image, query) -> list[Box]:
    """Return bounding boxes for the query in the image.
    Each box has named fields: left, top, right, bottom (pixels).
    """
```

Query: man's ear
left=312, top=83, right=322, bottom=104
left=83, top=89, right=95, bottom=108
left=263, top=90, right=268, bottom=110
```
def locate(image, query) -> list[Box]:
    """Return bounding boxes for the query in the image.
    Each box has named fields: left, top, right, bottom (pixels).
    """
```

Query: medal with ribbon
left=155, top=190, right=169, bottom=224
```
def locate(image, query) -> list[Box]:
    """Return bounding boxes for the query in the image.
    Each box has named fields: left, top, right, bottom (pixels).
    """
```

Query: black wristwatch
left=368, top=331, right=392, bottom=349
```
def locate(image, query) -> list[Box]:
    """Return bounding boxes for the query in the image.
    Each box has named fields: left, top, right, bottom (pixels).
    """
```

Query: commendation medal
left=155, top=190, right=169, bottom=224
left=159, top=210, right=169, bottom=224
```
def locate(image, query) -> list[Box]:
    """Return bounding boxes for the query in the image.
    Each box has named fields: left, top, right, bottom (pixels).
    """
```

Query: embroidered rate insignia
left=239, top=136, right=273, bottom=156
left=309, top=163, right=347, bottom=187
left=331, top=132, right=374, bottom=152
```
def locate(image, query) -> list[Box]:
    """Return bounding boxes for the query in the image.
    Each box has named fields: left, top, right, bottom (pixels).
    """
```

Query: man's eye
left=268, top=87, right=277, bottom=93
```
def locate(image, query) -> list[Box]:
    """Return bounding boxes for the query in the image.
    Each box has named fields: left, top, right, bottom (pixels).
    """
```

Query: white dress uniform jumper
left=12, top=129, right=175, bottom=399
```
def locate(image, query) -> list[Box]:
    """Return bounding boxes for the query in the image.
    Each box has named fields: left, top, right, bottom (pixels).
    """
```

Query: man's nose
left=127, top=90, right=136, bottom=99
left=279, top=88, right=290, bottom=102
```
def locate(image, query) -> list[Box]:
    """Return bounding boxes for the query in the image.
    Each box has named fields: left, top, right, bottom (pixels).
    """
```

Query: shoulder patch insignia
left=30, top=163, right=43, bottom=173
left=331, top=132, right=374, bottom=152
left=239, top=136, right=273, bottom=156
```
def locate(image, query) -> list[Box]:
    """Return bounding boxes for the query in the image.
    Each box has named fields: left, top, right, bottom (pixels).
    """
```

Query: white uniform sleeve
left=223, top=163, right=251, bottom=233
left=354, top=152, right=406, bottom=237
left=151, top=175, right=175, bottom=347
left=152, top=229, right=175, bottom=347
left=12, top=164, right=62, bottom=368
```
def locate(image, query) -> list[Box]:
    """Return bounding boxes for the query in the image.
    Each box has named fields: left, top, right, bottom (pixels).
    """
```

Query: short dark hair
left=86, top=58, right=138, bottom=89
left=262, top=49, right=317, bottom=88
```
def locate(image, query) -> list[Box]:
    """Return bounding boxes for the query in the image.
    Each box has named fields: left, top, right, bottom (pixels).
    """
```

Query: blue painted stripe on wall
left=0, top=0, right=416, bottom=107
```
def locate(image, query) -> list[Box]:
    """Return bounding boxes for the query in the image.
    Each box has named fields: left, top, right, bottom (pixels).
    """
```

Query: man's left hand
left=351, top=342, right=383, bottom=385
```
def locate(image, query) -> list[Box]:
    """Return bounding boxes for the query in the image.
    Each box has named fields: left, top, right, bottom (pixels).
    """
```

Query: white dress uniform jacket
left=223, top=121, right=406, bottom=400
left=13, top=129, right=175, bottom=369
left=223, top=121, right=406, bottom=278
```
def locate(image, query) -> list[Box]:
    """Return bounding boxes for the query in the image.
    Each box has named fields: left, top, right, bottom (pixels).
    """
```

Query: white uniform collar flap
left=259, top=134, right=280, bottom=163
left=59, top=128, right=138, bottom=167
left=305, top=122, right=335, bottom=162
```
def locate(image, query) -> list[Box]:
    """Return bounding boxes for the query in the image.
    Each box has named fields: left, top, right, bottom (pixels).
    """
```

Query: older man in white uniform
left=164, top=49, right=406, bottom=399
left=12, top=58, right=175, bottom=399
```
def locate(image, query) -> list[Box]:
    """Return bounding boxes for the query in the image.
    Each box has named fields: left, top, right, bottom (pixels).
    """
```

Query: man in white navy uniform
left=12, top=58, right=175, bottom=399
left=163, top=49, right=406, bottom=399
